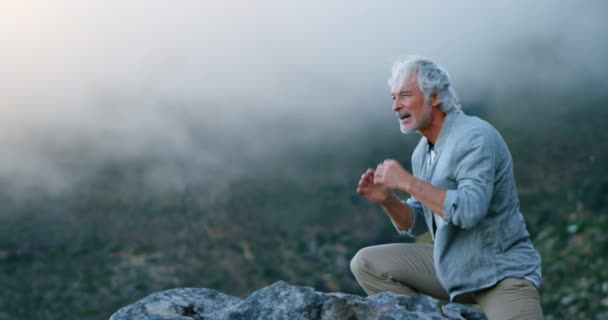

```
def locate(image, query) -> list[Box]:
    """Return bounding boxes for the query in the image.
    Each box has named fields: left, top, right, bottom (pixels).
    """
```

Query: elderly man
left=350, top=56, right=543, bottom=319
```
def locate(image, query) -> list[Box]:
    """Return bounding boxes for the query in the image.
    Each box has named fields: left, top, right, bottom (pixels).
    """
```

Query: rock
left=110, top=281, right=486, bottom=320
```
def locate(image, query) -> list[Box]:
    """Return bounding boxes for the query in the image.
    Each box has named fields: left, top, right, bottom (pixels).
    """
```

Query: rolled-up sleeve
left=391, top=197, right=428, bottom=237
left=443, top=131, right=496, bottom=230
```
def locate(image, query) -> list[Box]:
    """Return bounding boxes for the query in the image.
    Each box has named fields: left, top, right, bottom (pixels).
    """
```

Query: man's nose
left=392, top=99, right=401, bottom=112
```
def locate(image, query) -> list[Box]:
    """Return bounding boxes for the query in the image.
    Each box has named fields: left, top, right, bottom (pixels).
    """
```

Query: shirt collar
left=425, top=109, right=461, bottom=154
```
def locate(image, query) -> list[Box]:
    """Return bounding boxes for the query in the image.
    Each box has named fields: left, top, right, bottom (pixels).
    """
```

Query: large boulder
left=110, top=281, right=486, bottom=320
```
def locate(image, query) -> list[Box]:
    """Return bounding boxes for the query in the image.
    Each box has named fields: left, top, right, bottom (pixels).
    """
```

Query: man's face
left=391, top=74, right=432, bottom=134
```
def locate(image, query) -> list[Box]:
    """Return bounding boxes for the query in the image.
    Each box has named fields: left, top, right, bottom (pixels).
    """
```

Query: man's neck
left=420, top=108, right=446, bottom=145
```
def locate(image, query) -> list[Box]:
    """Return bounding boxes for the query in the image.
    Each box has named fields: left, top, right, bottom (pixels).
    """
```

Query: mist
left=1, top=0, right=607, bottom=195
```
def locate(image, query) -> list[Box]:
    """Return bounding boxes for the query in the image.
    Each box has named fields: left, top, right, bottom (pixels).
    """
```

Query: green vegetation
left=0, top=105, right=606, bottom=319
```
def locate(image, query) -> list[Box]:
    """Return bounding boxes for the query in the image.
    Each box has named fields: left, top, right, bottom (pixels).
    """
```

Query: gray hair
left=388, top=56, right=460, bottom=113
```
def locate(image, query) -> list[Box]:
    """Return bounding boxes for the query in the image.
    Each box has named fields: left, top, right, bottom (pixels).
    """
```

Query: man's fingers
left=373, top=173, right=382, bottom=185
left=360, top=169, right=375, bottom=184
left=375, top=163, right=384, bottom=174
left=358, top=179, right=367, bottom=188
left=356, top=185, right=370, bottom=195
left=359, top=174, right=369, bottom=184
left=358, top=168, right=380, bottom=192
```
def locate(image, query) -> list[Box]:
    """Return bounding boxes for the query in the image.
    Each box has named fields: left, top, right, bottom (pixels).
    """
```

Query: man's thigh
left=474, top=277, right=543, bottom=320
left=358, top=243, right=452, bottom=300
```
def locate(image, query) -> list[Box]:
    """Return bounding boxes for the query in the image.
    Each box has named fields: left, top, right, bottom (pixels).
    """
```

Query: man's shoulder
left=453, top=112, right=496, bottom=133
left=451, top=112, right=501, bottom=142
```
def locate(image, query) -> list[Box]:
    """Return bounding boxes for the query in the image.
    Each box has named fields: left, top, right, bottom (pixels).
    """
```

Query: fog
left=1, top=0, right=607, bottom=195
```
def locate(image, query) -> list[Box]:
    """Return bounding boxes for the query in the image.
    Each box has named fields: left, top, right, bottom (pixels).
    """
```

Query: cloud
left=0, top=0, right=606, bottom=194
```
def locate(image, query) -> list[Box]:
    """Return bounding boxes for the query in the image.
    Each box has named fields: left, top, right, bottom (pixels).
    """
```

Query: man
left=350, top=56, right=543, bottom=319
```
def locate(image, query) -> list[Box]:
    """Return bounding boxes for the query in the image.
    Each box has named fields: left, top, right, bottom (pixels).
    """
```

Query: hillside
left=0, top=104, right=607, bottom=320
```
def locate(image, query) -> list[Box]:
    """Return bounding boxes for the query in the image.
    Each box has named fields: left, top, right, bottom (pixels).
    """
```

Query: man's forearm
left=401, top=178, right=446, bottom=217
left=380, top=193, right=414, bottom=231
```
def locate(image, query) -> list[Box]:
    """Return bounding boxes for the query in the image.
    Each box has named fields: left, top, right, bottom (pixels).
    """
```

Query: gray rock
left=110, top=281, right=486, bottom=320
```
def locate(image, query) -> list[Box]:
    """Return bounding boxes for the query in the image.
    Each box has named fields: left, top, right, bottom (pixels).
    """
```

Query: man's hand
left=373, top=159, right=413, bottom=191
left=356, top=169, right=393, bottom=205
left=375, top=159, right=448, bottom=216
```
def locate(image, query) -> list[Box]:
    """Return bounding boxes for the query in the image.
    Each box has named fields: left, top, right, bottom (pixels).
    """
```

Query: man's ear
left=430, top=93, right=441, bottom=108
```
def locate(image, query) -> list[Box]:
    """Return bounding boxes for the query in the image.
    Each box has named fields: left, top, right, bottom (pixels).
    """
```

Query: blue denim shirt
left=393, top=110, right=542, bottom=301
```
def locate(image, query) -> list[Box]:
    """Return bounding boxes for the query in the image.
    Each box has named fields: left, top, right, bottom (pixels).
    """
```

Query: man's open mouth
left=399, top=113, right=411, bottom=120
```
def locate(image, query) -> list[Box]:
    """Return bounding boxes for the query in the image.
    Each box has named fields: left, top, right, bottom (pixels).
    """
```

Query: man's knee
left=351, top=246, right=389, bottom=278
left=350, top=249, right=365, bottom=276
left=350, top=247, right=372, bottom=277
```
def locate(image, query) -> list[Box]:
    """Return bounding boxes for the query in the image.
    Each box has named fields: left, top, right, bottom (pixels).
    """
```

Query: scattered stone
left=111, top=281, right=486, bottom=320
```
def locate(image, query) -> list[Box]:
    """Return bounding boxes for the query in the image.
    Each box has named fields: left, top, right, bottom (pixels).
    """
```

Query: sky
left=1, top=0, right=607, bottom=195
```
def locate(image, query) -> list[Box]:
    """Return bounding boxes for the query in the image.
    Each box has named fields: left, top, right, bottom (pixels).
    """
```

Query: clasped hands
left=357, top=159, right=414, bottom=205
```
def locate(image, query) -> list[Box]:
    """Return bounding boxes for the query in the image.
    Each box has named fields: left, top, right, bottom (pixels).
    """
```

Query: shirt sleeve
left=391, top=197, right=429, bottom=237
left=443, top=130, right=496, bottom=230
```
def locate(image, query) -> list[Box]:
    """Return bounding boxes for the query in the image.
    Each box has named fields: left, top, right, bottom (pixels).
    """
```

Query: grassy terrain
left=0, top=104, right=607, bottom=319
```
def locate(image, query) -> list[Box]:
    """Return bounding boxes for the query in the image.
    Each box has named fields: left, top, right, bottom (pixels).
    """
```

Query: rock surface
left=110, top=281, right=486, bottom=320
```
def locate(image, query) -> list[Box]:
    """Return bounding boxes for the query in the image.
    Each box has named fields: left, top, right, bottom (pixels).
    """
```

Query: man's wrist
left=380, top=192, right=400, bottom=208
left=398, top=177, right=414, bottom=194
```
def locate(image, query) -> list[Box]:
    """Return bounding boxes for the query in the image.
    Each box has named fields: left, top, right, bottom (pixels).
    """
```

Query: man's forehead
left=392, top=75, right=419, bottom=94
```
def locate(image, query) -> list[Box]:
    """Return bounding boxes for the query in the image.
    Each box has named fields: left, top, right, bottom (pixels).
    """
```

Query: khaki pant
left=350, top=243, right=543, bottom=320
